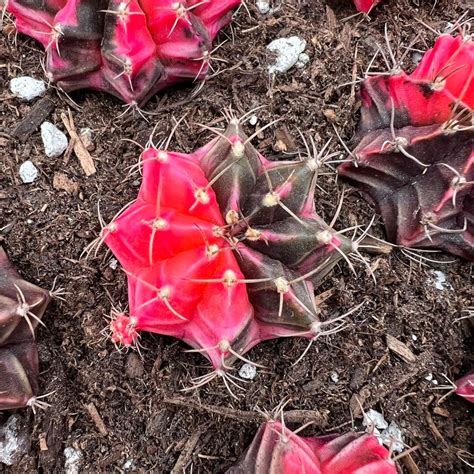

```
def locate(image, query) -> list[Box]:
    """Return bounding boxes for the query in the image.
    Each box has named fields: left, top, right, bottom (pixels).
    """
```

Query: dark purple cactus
left=0, top=247, right=50, bottom=410
left=338, top=34, right=474, bottom=260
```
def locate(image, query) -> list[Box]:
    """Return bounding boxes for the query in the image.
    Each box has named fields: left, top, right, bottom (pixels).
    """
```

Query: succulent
left=100, top=118, right=361, bottom=389
left=7, top=0, right=240, bottom=105
left=338, top=34, right=474, bottom=260
left=0, top=247, right=50, bottom=410
left=353, top=0, right=382, bottom=13
left=454, top=371, right=474, bottom=403
left=229, top=419, right=397, bottom=473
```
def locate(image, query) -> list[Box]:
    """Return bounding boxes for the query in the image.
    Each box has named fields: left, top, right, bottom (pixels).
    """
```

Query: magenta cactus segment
left=0, top=247, right=50, bottom=410
left=229, top=420, right=397, bottom=473
left=101, top=118, right=358, bottom=382
left=7, top=0, right=241, bottom=105
left=454, top=371, right=474, bottom=403
left=338, top=34, right=474, bottom=260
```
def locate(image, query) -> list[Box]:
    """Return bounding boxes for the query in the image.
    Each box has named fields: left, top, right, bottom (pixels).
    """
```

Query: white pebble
left=109, top=258, right=118, bottom=270
left=411, top=334, right=417, bottom=341
left=249, top=115, right=258, bottom=126
left=425, top=372, right=433, bottom=381
left=381, top=421, right=404, bottom=453
left=41, top=122, right=68, bottom=158
left=430, top=270, right=452, bottom=291
left=363, top=409, right=388, bottom=431
left=330, top=371, right=339, bottom=383
left=267, top=36, right=307, bottom=74
left=256, top=0, right=270, bottom=14
left=0, top=415, right=30, bottom=465
left=10, top=76, right=46, bottom=101
left=19, top=160, right=39, bottom=184
left=64, top=447, right=82, bottom=474
left=296, top=52, right=310, bottom=69
left=411, top=52, right=423, bottom=66
left=239, top=363, right=257, bottom=380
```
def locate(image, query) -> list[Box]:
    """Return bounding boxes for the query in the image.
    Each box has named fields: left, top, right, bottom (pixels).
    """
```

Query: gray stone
left=41, top=122, right=68, bottom=158
left=19, top=160, right=39, bottom=184
left=10, top=76, right=46, bottom=101
left=267, top=36, right=307, bottom=74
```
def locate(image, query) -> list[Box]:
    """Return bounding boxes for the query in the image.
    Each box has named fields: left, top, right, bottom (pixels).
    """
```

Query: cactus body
left=353, top=0, right=382, bottom=13
left=103, top=120, right=355, bottom=370
left=338, top=35, right=474, bottom=260
left=228, top=420, right=397, bottom=473
left=0, top=247, right=50, bottom=410
left=455, top=371, right=474, bottom=403
left=7, top=0, right=240, bottom=105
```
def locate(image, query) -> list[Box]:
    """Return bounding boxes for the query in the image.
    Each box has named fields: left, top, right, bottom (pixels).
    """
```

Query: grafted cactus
left=353, top=0, right=382, bottom=13
left=99, top=118, right=361, bottom=388
left=0, top=247, right=50, bottom=410
left=229, top=420, right=397, bottom=473
left=338, top=34, right=474, bottom=260
left=7, top=0, right=240, bottom=105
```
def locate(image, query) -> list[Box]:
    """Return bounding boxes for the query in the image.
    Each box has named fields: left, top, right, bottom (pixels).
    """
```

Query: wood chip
left=401, top=453, right=421, bottom=474
left=386, top=334, right=417, bottom=363
left=315, top=288, right=335, bottom=306
left=11, top=96, right=55, bottom=142
left=86, top=402, right=107, bottom=435
left=433, top=406, right=450, bottom=418
left=426, top=412, right=444, bottom=441
left=274, top=125, right=297, bottom=152
left=170, top=428, right=202, bottom=474
left=53, top=172, right=79, bottom=195
left=39, top=433, right=49, bottom=451
left=61, top=110, right=96, bottom=176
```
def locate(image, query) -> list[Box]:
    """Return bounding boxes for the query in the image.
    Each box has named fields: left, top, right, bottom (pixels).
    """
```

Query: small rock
left=41, top=122, right=68, bottom=158
left=363, top=409, right=388, bottom=431
left=79, top=128, right=94, bottom=151
left=19, top=160, right=39, bottom=184
left=425, top=372, right=433, bottom=382
left=267, top=36, right=307, bottom=74
left=430, top=270, right=452, bottom=291
left=64, top=447, right=82, bottom=474
left=109, top=258, right=118, bottom=270
left=249, top=115, right=258, bottom=126
left=10, top=76, right=46, bottom=101
left=126, top=352, right=144, bottom=378
left=0, top=415, right=30, bottom=465
left=256, top=0, right=270, bottom=14
left=296, top=52, right=310, bottom=68
left=239, top=363, right=257, bottom=380
left=123, top=459, right=137, bottom=471
left=411, top=334, right=418, bottom=341
left=330, top=371, right=339, bottom=383
left=380, top=421, right=404, bottom=453
left=411, top=52, right=423, bottom=66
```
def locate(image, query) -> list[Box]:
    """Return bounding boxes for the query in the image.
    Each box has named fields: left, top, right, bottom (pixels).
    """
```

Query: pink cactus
left=338, top=34, right=474, bottom=260
left=0, top=247, right=50, bottom=410
left=454, top=371, right=474, bottom=403
left=229, top=420, right=397, bottom=473
left=353, top=0, right=383, bottom=13
left=100, top=119, right=360, bottom=386
left=7, top=0, right=240, bottom=105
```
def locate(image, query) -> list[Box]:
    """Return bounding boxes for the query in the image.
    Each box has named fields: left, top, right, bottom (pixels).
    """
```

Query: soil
left=0, top=0, right=473, bottom=472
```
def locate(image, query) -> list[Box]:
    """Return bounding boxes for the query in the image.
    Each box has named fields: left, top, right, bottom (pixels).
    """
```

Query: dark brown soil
left=0, top=0, right=472, bottom=472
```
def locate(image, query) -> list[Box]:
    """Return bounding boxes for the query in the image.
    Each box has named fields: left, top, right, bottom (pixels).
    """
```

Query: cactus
left=454, top=371, right=474, bottom=403
left=353, top=0, right=382, bottom=13
left=0, top=247, right=50, bottom=411
left=338, top=34, right=474, bottom=260
left=228, top=420, right=397, bottom=473
left=101, top=118, right=361, bottom=388
left=6, top=0, right=240, bottom=105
